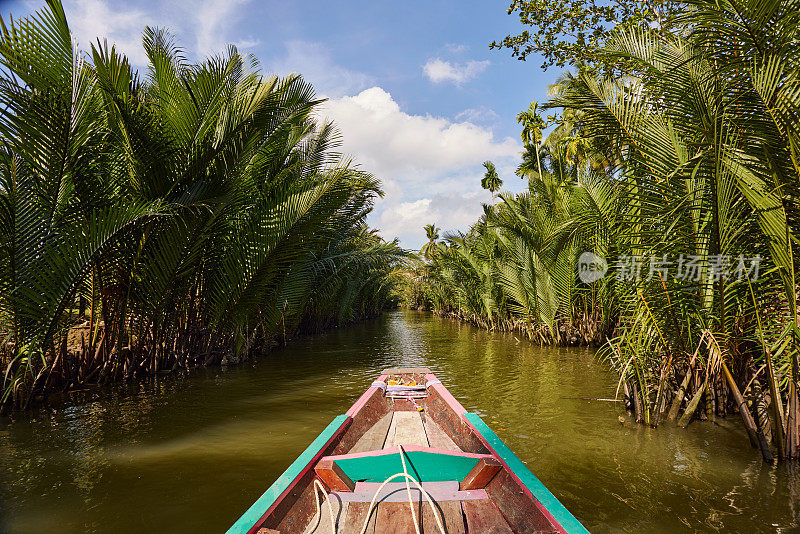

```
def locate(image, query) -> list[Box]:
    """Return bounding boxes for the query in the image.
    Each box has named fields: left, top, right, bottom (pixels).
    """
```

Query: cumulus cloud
left=322, top=87, right=517, bottom=176
left=423, top=58, right=489, bottom=85
left=378, top=191, right=489, bottom=247
left=322, top=87, right=521, bottom=247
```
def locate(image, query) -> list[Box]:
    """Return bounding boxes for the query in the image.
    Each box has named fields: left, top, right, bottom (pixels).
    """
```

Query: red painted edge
left=425, top=373, right=469, bottom=416
left=321, top=445, right=494, bottom=462
left=346, top=374, right=388, bottom=417
left=425, top=375, right=566, bottom=531
left=460, top=416, right=567, bottom=534
left=245, top=416, right=353, bottom=534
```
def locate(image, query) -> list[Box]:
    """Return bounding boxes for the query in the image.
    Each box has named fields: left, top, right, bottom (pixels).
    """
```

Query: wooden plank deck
left=350, top=412, right=393, bottom=454
left=375, top=501, right=423, bottom=534
left=462, top=499, right=514, bottom=533
left=306, top=494, right=349, bottom=534
left=422, top=500, right=466, bottom=534
left=423, top=417, right=460, bottom=451
left=370, top=499, right=467, bottom=534
left=310, top=397, right=479, bottom=534
left=340, top=501, right=376, bottom=534
left=385, top=411, right=429, bottom=448
left=334, top=483, right=477, bottom=533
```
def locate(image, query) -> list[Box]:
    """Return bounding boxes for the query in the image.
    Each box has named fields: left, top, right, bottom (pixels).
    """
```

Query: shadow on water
left=1, top=310, right=799, bottom=533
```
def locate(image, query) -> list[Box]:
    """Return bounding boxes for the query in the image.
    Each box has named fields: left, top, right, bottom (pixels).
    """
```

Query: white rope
left=357, top=446, right=446, bottom=534
left=303, top=478, right=337, bottom=534
left=400, top=445, right=420, bottom=534
left=304, top=446, right=448, bottom=534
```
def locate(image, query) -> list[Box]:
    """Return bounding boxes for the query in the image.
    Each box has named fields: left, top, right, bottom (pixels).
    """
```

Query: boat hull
left=227, top=368, right=588, bottom=533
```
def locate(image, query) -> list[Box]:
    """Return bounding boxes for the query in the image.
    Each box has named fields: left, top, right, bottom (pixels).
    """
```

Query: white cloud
left=66, top=0, right=153, bottom=65
left=322, top=87, right=521, bottom=247
left=233, top=37, right=261, bottom=50
left=323, top=87, right=517, bottom=177
left=61, top=0, right=259, bottom=66
left=455, top=106, right=500, bottom=125
left=378, top=191, right=489, bottom=247
left=192, top=0, right=258, bottom=57
left=444, top=43, right=469, bottom=54
left=270, top=41, right=374, bottom=98
left=423, top=58, right=489, bottom=85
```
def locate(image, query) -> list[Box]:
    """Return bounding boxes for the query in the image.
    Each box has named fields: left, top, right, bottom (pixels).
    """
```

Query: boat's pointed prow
left=227, top=370, right=588, bottom=533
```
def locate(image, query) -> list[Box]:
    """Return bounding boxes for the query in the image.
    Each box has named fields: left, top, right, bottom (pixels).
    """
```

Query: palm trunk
left=766, top=348, right=787, bottom=459
left=678, top=382, right=705, bottom=428
left=535, top=143, right=543, bottom=179
left=668, top=350, right=698, bottom=421
left=787, top=378, right=799, bottom=459
left=630, top=380, right=644, bottom=424
left=652, top=353, right=673, bottom=427
left=721, top=360, right=759, bottom=449
left=753, top=380, right=775, bottom=464
left=705, top=377, right=716, bottom=423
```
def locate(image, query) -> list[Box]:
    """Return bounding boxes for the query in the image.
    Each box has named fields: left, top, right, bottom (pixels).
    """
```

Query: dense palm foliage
left=404, top=0, right=800, bottom=459
left=0, top=1, right=405, bottom=411
left=405, top=171, right=615, bottom=342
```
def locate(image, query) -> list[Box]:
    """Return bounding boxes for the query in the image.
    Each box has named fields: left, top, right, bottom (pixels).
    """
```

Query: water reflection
left=1, top=310, right=799, bottom=533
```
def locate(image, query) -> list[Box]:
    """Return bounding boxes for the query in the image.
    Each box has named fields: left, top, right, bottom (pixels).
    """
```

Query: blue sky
left=6, top=0, right=559, bottom=249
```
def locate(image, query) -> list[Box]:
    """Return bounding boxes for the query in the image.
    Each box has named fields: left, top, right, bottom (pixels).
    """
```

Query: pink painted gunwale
left=424, top=372, right=470, bottom=417
left=425, top=371, right=567, bottom=533
left=346, top=373, right=388, bottom=418
left=245, top=416, right=353, bottom=534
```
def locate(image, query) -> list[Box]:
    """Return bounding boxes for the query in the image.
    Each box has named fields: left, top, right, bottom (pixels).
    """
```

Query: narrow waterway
left=1, top=310, right=798, bottom=533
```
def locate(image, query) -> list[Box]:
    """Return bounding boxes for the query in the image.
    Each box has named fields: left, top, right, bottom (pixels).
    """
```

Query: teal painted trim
left=462, top=412, right=589, bottom=534
left=336, top=450, right=479, bottom=483
left=226, top=414, right=351, bottom=534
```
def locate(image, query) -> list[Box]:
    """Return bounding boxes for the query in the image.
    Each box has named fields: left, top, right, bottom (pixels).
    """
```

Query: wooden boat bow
left=227, top=368, right=589, bottom=533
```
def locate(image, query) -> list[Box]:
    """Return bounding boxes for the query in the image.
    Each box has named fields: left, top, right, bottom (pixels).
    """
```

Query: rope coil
left=304, top=445, right=447, bottom=534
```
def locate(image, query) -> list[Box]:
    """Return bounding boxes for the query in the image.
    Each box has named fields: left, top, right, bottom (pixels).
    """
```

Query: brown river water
left=1, top=310, right=799, bottom=533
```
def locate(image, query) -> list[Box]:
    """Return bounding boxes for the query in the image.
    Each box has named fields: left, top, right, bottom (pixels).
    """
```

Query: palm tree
left=481, top=161, right=503, bottom=204
left=545, top=0, right=799, bottom=454
left=516, top=101, right=547, bottom=179
left=399, top=0, right=800, bottom=461
left=419, top=224, right=440, bottom=260
left=0, top=0, right=405, bottom=410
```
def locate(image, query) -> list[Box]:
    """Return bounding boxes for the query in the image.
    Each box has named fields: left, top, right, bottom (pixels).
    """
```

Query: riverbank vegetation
left=0, top=1, right=405, bottom=411
left=402, top=0, right=800, bottom=460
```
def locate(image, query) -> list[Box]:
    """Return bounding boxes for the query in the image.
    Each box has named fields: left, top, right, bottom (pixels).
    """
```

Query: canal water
left=1, top=310, right=799, bottom=533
